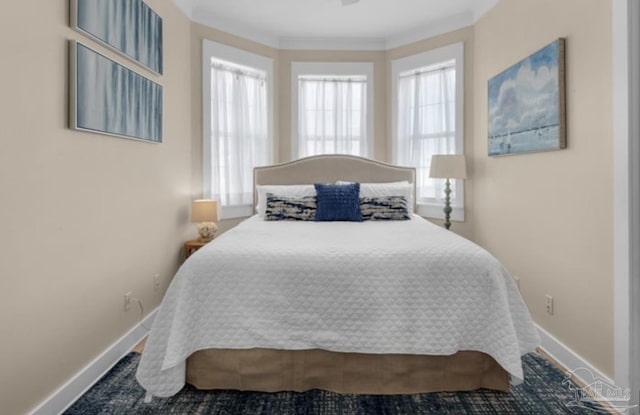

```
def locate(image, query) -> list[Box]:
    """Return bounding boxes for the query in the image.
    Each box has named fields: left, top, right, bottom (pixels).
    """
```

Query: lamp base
left=443, top=178, right=452, bottom=230
left=197, top=222, right=218, bottom=242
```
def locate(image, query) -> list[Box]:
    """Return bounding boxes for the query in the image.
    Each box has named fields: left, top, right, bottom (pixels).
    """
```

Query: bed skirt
left=185, top=348, right=509, bottom=395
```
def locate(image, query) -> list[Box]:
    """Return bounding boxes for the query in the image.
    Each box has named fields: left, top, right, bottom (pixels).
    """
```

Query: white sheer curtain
left=297, top=76, right=367, bottom=158
left=209, top=61, right=269, bottom=207
left=396, top=64, right=456, bottom=205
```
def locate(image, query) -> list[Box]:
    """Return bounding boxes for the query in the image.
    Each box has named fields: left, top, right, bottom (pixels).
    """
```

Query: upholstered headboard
left=253, top=155, right=416, bottom=208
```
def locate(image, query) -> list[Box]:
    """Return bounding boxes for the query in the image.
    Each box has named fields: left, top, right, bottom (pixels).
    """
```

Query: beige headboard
left=253, top=154, right=416, bottom=207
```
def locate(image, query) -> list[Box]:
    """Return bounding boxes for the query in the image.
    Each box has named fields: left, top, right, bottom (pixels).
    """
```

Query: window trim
left=291, top=62, right=374, bottom=159
left=202, top=39, right=274, bottom=219
left=391, top=42, right=465, bottom=221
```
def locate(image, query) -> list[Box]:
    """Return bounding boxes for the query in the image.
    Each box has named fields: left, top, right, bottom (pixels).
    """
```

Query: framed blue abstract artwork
left=70, top=41, right=163, bottom=143
left=71, top=0, right=163, bottom=75
left=488, top=38, right=566, bottom=156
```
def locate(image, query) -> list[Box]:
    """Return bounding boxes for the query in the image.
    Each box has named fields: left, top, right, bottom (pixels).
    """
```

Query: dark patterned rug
left=64, top=352, right=611, bottom=414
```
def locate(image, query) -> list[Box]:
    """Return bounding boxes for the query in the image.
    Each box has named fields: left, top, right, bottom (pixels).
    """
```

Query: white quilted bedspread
left=136, top=215, right=540, bottom=397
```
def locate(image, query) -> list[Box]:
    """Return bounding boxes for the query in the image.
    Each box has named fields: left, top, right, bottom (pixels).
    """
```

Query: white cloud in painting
left=489, top=60, right=558, bottom=136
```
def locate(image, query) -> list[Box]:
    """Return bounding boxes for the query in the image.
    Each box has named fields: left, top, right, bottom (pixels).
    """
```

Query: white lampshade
left=429, top=155, right=467, bottom=179
left=191, top=199, right=218, bottom=223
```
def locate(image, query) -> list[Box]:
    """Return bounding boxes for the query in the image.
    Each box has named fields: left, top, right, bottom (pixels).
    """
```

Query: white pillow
left=337, top=181, right=414, bottom=213
left=256, top=184, right=316, bottom=217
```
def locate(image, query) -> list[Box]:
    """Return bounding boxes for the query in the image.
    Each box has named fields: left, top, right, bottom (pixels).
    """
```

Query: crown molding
left=172, top=0, right=193, bottom=20
left=280, top=37, right=386, bottom=51
left=385, top=12, right=473, bottom=50
left=473, top=0, right=500, bottom=21
left=172, top=0, right=498, bottom=51
left=191, top=5, right=282, bottom=49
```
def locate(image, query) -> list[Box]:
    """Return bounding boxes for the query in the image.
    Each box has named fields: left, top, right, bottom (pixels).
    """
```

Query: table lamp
left=429, top=154, right=467, bottom=230
left=191, top=199, right=219, bottom=242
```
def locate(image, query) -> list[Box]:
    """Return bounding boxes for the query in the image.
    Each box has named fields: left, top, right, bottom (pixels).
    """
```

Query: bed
left=136, top=155, right=540, bottom=398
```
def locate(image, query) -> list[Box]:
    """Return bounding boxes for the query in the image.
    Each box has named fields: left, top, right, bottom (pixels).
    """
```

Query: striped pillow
left=265, top=194, right=317, bottom=221
left=360, top=196, right=410, bottom=221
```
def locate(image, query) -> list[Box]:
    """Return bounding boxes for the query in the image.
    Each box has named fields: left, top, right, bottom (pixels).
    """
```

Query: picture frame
left=69, top=40, right=163, bottom=143
left=70, top=0, right=163, bottom=75
left=488, top=38, right=566, bottom=156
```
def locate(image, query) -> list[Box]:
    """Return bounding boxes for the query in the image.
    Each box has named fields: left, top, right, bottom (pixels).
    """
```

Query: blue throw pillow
left=314, top=183, right=362, bottom=222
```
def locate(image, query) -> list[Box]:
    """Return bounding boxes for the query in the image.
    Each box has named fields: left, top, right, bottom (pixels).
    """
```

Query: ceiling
left=173, top=0, right=498, bottom=50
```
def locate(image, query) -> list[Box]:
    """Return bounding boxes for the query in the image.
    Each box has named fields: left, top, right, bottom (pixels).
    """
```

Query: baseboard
left=536, top=324, right=613, bottom=385
left=29, top=308, right=157, bottom=415
left=536, top=324, right=629, bottom=413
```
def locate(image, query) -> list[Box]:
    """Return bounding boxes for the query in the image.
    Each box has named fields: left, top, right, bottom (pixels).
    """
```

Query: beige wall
left=0, top=1, right=193, bottom=413
left=473, top=0, right=614, bottom=375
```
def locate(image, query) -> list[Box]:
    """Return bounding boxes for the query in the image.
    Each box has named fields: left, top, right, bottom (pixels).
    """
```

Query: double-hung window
left=292, top=62, right=373, bottom=159
left=203, top=40, right=273, bottom=219
left=392, top=43, right=464, bottom=220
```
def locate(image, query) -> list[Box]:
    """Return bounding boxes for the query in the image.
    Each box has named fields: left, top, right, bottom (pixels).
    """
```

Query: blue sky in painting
left=488, top=40, right=560, bottom=138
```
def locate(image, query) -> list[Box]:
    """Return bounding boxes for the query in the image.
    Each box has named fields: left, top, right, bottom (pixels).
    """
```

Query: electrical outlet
left=512, top=275, right=520, bottom=290
left=124, top=291, right=132, bottom=311
left=153, top=274, right=160, bottom=291
left=545, top=294, right=554, bottom=315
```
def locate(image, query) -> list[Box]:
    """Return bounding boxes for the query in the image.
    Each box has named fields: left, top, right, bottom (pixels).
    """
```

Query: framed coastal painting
left=70, top=0, right=163, bottom=75
left=488, top=38, right=566, bottom=156
left=70, top=41, right=163, bottom=143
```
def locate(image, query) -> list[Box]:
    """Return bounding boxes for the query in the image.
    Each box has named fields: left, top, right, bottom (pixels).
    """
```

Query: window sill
left=416, top=203, right=465, bottom=222
left=220, top=204, right=254, bottom=220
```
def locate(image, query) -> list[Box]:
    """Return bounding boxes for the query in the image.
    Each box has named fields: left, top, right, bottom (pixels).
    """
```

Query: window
left=203, top=40, right=273, bottom=219
left=392, top=43, right=464, bottom=220
left=292, top=62, right=373, bottom=159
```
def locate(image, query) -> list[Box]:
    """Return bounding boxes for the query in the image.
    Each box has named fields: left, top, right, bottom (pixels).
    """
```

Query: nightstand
left=184, top=239, right=209, bottom=260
